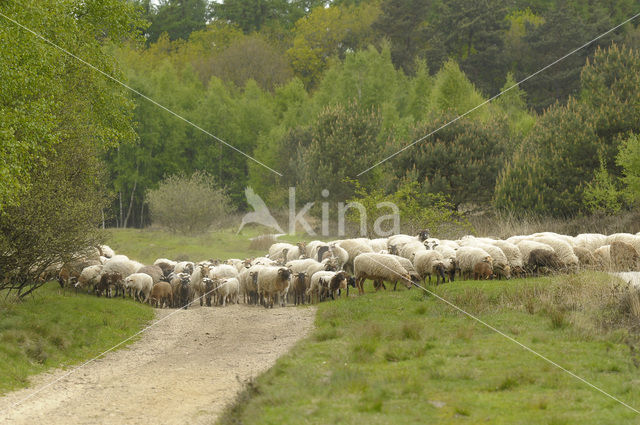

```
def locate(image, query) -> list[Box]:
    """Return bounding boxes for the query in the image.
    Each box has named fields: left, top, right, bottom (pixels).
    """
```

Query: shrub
left=146, top=171, right=233, bottom=234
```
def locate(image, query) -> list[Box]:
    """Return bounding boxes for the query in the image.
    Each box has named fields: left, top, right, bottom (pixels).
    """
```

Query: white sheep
left=530, top=236, right=579, bottom=269
left=515, top=240, right=554, bottom=263
left=413, top=250, right=447, bottom=284
left=174, top=261, right=195, bottom=274
left=209, top=264, right=238, bottom=280
left=594, top=245, right=612, bottom=269
left=99, top=245, right=115, bottom=258
left=254, top=266, right=291, bottom=308
left=574, top=233, right=607, bottom=252
left=189, top=264, right=210, bottom=306
left=606, top=233, right=640, bottom=254
left=214, top=277, right=240, bottom=306
left=306, top=271, right=348, bottom=302
left=368, top=238, right=389, bottom=253
left=353, top=253, right=412, bottom=294
left=124, top=273, right=153, bottom=303
left=251, top=256, right=277, bottom=266
left=491, top=240, right=524, bottom=276
left=470, top=243, right=511, bottom=279
left=102, top=256, right=144, bottom=296
left=269, top=242, right=295, bottom=259
left=336, top=239, right=374, bottom=274
left=399, top=240, right=427, bottom=261
left=455, top=246, right=493, bottom=280
left=75, top=264, right=103, bottom=292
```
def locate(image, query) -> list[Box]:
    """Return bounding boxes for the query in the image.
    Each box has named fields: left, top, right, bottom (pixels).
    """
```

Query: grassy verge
left=104, top=228, right=321, bottom=264
left=0, top=282, right=153, bottom=395
left=218, top=272, right=640, bottom=424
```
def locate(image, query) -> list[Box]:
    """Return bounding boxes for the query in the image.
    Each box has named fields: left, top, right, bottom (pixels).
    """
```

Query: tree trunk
left=123, top=178, right=137, bottom=229
left=119, top=191, right=123, bottom=228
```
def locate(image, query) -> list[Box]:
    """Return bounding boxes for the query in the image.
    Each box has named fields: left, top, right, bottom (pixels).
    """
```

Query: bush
left=146, top=171, right=233, bottom=234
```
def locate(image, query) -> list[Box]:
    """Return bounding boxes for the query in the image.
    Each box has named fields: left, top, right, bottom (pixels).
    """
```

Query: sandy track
left=0, top=304, right=316, bottom=425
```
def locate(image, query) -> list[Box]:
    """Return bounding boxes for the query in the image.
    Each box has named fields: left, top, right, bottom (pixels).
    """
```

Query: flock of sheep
left=56, top=230, right=640, bottom=309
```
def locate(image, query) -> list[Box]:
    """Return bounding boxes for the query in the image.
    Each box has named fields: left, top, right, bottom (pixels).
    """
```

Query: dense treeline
left=107, top=0, right=640, bottom=227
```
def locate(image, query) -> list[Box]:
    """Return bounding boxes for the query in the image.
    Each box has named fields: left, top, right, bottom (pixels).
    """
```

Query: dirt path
left=0, top=304, right=316, bottom=425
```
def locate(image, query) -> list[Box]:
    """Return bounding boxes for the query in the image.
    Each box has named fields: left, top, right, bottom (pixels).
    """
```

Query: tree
left=617, top=133, right=640, bottom=206
left=297, top=102, right=384, bottom=203
left=0, top=0, right=140, bottom=297
left=583, top=159, right=622, bottom=213
left=286, top=2, right=380, bottom=88
left=373, top=0, right=433, bottom=74
left=206, top=35, right=293, bottom=91
left=146, top=171, right=233, bottom=233
left=145, top=0, right=209, bottom=43
left=393, top=115, right=510, bottom=208
left=429, top=0, right=510, bottom=96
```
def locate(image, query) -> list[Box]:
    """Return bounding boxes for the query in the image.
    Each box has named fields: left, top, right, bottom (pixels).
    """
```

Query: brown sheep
left=149, top=281, right=173, bottom=308
left=527, top=249, right=561, bottom=276
left=473, top=262, right=493, bottom=280
left=170, top=273, right=191, bottom=308
left=155, top=261, right=175, bottom=278
left=292, top=272, right=307, bottom=305
left=610, top=241, right=640, bottom=272
left=326, top=271, right=348, bottom=300
left=95, top=272, right=122, bottom=298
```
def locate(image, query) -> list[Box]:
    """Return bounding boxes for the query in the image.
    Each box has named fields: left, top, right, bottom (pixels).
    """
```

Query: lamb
left=291, top=272, right=307, bottom=305
left=413, top=250, right=447, bottom=284
left=327, top=244, right=349, bottom=270
left=75, top=264, right=103, bottom=293
left=307, top=271, right=348, bottom=303
left=124, top=273, right=153, bottom=302
left=189, top=264, right=210, bottom=306
left=254, top=266, right=291, bottom=308
left=149, top=281, right=173, bottom=308
left=214, top=277, right=240, bottom=306
left=95, top=271, right=122, bottom=298
left=137, top=265, right=164, bottom=284
left=610, top=241, right=640, bottom=272
left=337, top=239, right=374, bottom=274
left=237, top=266, right=258, bottom=304
left=455, top=246, right=493, bottom=280
left=353, top=253, right=412, bottom=295
left=471, top=243, right=511, bottom=280
left=473, top=261, right=493, bottom=280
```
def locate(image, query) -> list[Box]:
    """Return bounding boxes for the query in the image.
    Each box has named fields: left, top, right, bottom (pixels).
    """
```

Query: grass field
left=218, top=273, right=640, bottom=424
left=104, top=227, right=318, bottom=264
left=0, top=282, right=153, bottom=395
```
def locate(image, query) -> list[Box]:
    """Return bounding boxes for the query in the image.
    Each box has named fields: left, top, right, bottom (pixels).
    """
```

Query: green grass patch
left=0, top=282, right=153, bottom=394
left=217, top=272, right=640, bottom=424
left=104, top=228, right=320, bottom=264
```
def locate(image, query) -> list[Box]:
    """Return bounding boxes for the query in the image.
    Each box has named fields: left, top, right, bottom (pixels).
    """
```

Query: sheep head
left=277, top=268, right=291, bottom=280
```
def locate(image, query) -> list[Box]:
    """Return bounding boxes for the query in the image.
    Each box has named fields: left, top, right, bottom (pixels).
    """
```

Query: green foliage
left=583, top=160, right=622, bottom=214
left=393, top=115, right=510, bottom=208
left=297, top=102, right=383, bottom=203
left=286, top=2, right=380, bottom=88
left=346, top=179, right=471, bottom=237
left=617, top=133, right=640, bottom=206
left=0, top=0, right=140, bottom=296
left=143, top=0, right=209, bottom=43
left=428, top=60, right=489, bottom=120
left=146, top=171, right=233, bottom=234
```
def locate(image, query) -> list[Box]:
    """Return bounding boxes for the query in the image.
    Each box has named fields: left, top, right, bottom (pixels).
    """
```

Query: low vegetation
left=218, top=272, right=640, bottom=424
left=0, top=282, right=153, bottom=394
